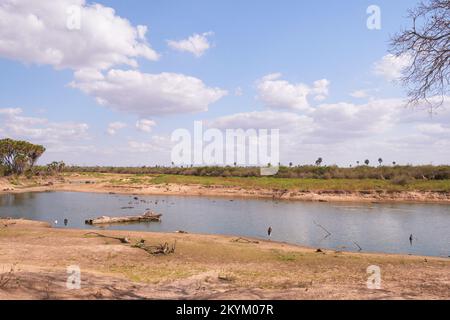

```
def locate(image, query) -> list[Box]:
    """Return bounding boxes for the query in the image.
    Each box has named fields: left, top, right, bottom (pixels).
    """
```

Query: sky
left=0, top=0, right=449, bottom=166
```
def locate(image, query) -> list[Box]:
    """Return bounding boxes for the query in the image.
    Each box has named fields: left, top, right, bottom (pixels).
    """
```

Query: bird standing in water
left=409, top=234, right=414, bottom=246
left=267, top=226, right=272, bottom=239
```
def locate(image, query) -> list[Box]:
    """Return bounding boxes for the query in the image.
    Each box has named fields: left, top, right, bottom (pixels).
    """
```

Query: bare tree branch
left=390, top=0, right=450, bottom=110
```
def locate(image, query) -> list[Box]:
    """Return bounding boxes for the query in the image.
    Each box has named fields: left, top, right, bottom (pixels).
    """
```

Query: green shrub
left=62, top=165, right=450, bottom=181
left=392, top=174, right=413, bottom=186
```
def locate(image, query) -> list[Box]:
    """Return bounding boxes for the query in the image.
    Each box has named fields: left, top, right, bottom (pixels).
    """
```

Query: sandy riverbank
left=0, top=219, right=448, bottom=300
left=1, top=173, right=450, bottom=203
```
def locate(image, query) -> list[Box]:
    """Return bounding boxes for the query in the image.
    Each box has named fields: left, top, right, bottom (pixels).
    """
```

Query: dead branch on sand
left=231, top=237, right=259, bottom=244
left=84, top=232, right=131, bottom=244
left=132, top=239, right=177, bottom=255
left=0, top=265, right=19, bottom=289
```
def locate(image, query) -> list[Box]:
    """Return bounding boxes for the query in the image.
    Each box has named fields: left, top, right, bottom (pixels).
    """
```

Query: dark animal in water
left=64, top=218, right=68, bottom=226
left=409, top=234, right=414, bottom=246
left=267, top=226, right=272, bottom=237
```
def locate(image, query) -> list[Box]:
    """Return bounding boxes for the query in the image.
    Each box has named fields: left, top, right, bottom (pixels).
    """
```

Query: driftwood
left=353, top=241, right=363, bottom=252
left=132, top=239, right=177, bottom=255
left=313, top=220, right=332, bottom=239
left=85, top=211, right=162, bottom=225
left=84, top=233, right=176, bottom=256
left=231, top=237, right=259, bottom=244
left=84, top=232, right=131, bottom=244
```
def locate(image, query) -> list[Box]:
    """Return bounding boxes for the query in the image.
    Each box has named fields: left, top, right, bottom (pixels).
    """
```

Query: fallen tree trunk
left=85, top=211, right=162, bottom=225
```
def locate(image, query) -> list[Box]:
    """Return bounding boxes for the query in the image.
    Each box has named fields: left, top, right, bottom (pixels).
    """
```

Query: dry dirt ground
left=0, top=219, right=448, bottom=300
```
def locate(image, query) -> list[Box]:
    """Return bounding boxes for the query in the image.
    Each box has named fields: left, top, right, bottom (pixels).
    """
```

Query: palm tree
left=315, top=157, right=323, bottom=166
left=378, top=158, right=383, bottom=166
left=357, top=161, right=360, bottom=166
left=364, top=159, right=370, bottom=166
left=289, top=162, right=293, bottom=167
left=392, top=161, right=396, bottom=166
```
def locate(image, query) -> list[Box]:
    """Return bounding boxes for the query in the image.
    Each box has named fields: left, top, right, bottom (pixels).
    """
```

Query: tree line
left=64, top=164, right=450, bottom=181
left=2, top=138, right=450, bottom=182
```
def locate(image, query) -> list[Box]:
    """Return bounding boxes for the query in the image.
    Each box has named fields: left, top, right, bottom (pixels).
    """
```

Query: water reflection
left=0, top=191, right=449, bottom=257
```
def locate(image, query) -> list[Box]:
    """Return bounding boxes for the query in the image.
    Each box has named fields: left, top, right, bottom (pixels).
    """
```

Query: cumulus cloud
left=107, top=121, right=126, bottom=135
left=310, top=99, right=400, bottom=143
left=0, top=108, right=89, bottom=145
left=210, top=110, right=315, bottom=134
left=70, top=69, right=227, bottom=116
left=202, top=96, right=450, bottom=165
left=0, top=1, right=228, bottom=118
left=373, top=54, right=411, bottom=81
left=136, top=119, right=156, bottom=133
left=0, top=0, right=159, bottom=71
left=256, top=73, right=330, bottom=111
left=167, top=32, right=213, bottom=57
left=209, top=97, right=450, bottom=146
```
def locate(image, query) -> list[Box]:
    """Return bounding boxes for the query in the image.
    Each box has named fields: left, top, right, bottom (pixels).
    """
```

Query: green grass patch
left=148, top=174, right=450, bottom=192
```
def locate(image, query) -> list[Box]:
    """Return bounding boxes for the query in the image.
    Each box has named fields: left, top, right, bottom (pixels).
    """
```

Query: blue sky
left=0, top=0, right=449, bottom=166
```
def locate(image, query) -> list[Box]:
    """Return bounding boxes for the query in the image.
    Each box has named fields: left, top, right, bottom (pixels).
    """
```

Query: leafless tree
left=390, top=0, right=449, bottom=109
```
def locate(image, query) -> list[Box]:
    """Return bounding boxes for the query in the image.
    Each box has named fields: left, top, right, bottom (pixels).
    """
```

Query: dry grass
left=0, top=219, right=448, bottom=300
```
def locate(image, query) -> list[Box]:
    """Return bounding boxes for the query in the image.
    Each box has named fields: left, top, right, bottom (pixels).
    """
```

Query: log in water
left=85, top=211, right=162, bottom=225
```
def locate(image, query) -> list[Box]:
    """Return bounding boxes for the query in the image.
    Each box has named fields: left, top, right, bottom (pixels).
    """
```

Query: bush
left=62, top=164, right=450, bottom=181
left=392, top=174, right=413, bottom=186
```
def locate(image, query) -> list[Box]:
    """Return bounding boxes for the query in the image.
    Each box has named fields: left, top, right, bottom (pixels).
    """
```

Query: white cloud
left=136, top=119, right=156, bottom=133
left=205, top=97, right=450, bottom=165
left=71, top=69, right=227, bottom=116
left=0, top=108, right=23, bottom=116
left=350, top=90, right=370, bottom=99
left=128, top=135, right=172, bottom=153
left=210, top=110, right=315, bottom=134
left=312, top=79, right=330, bottom=101
left=417, top=123, right=450, bottom=136
left=210, top=97, right=450, bottom=146
left=0, top=2, right=227, bottom=118
left=0, top=0, right=159, bottom=71
left=0, top=108, right=89, bottom=146
left=310, top=99, right=400, bottom=142
left=256, top=73, right=330, bottom=111
left=373, top=54, right=411, bottom=81
left=167, top=32, right=213, bottom=57
left=107, top=121, right=127, bottom=135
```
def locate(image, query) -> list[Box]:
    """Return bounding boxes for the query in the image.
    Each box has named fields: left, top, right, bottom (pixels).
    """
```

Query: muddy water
left=0, top=191, right=449, bottom=257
